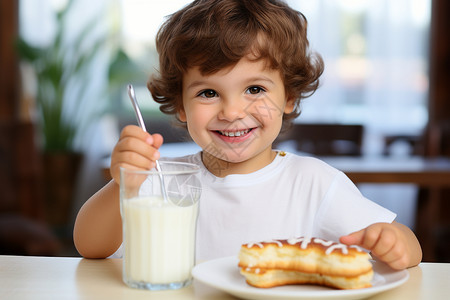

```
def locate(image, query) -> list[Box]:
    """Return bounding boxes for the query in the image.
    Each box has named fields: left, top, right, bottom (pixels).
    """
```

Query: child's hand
left=339, top=222, right=411, bottom=270
left=110, top=125, right=163, bottom=185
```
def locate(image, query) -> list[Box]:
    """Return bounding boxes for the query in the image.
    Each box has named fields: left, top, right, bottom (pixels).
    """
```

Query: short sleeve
left=312, top=171, right=397, bottom=241
left=108, top=243, right=123, bottom=259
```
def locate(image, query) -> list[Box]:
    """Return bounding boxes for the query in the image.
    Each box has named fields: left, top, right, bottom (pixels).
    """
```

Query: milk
left=122, top=196, right=199, bottom=287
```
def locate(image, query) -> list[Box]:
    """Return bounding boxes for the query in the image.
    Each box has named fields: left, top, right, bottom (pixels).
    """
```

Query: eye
left=246, top=86, right=266, bottom=95
left=198, top=89, right=218, bottom=98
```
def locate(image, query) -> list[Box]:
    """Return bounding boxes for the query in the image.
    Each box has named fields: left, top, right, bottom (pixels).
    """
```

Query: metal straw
left=127, top=84, right=169, bottom=203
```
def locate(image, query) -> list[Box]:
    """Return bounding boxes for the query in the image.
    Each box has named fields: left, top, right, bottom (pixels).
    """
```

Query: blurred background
left=1, top=0, right=449, bottom=261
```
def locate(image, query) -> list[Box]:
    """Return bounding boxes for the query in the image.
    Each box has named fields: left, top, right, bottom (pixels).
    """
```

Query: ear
left=284, top=96, right=296, bottom=114
left=178, top=108, right=187, bottom=122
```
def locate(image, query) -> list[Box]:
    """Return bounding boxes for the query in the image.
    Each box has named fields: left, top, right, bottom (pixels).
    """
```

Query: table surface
left=0, top=255, right=449, bottom=300
left=321, top=156, right=450, bottom=186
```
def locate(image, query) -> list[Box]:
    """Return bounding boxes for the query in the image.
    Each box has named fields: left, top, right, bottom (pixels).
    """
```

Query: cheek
left=184, top=105, right=213, bottom=132
left=248, top=97, right=286, bottom=125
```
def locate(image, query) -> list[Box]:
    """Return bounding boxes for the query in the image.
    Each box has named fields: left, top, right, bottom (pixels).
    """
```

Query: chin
left=221, top=147, right=262, bottom=164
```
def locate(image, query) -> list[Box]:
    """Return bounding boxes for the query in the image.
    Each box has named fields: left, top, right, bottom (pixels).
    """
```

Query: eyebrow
left=185, top=80, right=207, bottom=90
left=185, top=76, right=276, bottom=90
left=245, top=76, right=276, bottom=85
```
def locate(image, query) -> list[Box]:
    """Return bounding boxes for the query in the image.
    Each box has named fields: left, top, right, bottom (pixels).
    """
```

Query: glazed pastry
left=238, top=237, right=373, bottom=289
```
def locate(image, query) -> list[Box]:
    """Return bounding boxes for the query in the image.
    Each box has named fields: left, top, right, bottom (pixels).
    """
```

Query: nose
left=217, top=97, right=247, bottom=122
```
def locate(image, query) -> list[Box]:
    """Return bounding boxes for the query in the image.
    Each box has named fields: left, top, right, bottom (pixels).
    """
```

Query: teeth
left=219, top=129, right=250, bottom=137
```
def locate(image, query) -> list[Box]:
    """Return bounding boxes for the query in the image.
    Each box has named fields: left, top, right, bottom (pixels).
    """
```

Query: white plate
left=192, top=256, right=409, bottom=300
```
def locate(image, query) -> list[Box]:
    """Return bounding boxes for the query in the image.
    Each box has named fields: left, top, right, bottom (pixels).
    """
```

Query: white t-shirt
left=112, top=151, right=396, bottom=261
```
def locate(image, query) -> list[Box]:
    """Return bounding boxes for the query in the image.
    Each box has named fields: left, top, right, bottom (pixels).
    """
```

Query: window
left=20, top=0, right=431, bottom=155
left=117, top=0, right=431, bottom=155
left=289, top=0, right=431, bottom=155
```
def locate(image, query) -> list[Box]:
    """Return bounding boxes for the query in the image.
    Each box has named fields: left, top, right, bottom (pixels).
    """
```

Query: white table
left=0, top=255, right=448, bottom=299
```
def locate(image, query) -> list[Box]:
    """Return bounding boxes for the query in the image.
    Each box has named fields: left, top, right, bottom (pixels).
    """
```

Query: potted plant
left=16, top=0, right=113, bottom=234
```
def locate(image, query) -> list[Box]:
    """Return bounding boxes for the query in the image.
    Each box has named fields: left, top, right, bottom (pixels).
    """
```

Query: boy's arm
left=73, top=125, right=164, bottom=258
left=340, top=221, right=422, bottom=270
left=73, top=180, right=122, bottom=258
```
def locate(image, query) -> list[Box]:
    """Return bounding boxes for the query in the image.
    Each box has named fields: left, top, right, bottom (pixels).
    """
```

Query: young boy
left=74, top=0, right=421, bottom=269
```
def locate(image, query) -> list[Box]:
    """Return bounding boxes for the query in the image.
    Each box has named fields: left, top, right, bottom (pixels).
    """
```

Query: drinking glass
left=120, top=162, right=202, bottom=290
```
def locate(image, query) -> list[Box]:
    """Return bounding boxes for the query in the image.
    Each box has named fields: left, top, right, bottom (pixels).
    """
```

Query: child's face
left=179, top=56, right=294, bottom=174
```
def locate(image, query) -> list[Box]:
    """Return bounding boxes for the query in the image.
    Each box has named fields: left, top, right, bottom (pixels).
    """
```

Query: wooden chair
left=0, top=122, right=61, bottom=256
left=275, top=123, right=364, bottom=156
left=381, top=122, right=450, bottom=262
left=414, top=121, right=450, bottom=262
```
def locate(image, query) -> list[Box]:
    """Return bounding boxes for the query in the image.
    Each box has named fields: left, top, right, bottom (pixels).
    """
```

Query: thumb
left=340, top=228, right=365, bottom=246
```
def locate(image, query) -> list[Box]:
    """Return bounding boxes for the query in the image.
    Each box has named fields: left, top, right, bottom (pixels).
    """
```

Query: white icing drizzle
left=312, top=238, right=334, bottom=247
left=269, top=240, right=283, bottom=247
left=325, top=244, right=349, bottom=255
left=280, top=237, right=360, bottom=255
left=246, top=242, right=264, bottom=248
left=246, top=242, right=263, bottom=248
left=349, top=245, right=364, bottom=252
left=287, top=237, right=312, bottom=249
left=246, top=239, right=283, bottom=248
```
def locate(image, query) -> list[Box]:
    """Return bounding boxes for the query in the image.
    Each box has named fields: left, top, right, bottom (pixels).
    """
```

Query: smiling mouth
left=216, top=128, right=254, bottom=137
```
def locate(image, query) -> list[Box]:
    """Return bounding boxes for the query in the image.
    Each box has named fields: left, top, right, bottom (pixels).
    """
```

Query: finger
left=384, top=253, right=409, bottom=270
left=370, top=227, right=396, bottom=259
left=121, top=125, right=152, bottom=142
left=110, top=140, right=158, bottom=182
left=114, top=151, right=156, bottom=170
left=358, top=225, right=384, bottom=251
left=152, top=133, right=164, bottom=149
left=110, top=155, right=158, bottom=184
left=342, top=225, right=383, bottom=251
left=110, top=162, right=150, bottom=187
left=121, top=125, right=164, bottom=149
left=374, top=235, right=408, bottom=267
left=111, top=161, right=152, bottom=175
left=340, top=229, right=365, bottom=246
left=115, top=136, right=159, bottom=161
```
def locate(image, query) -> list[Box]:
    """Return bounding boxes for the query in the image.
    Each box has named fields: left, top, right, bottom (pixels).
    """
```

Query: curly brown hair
left=148, top=0, right=324, bottom=131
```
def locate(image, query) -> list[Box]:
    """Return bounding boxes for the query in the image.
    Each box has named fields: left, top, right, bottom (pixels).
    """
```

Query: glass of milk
left=120, top=162, right=201, bottom=290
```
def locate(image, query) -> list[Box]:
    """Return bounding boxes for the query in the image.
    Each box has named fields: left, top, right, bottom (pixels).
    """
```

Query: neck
left=201, top=147, right=277, bottom=177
